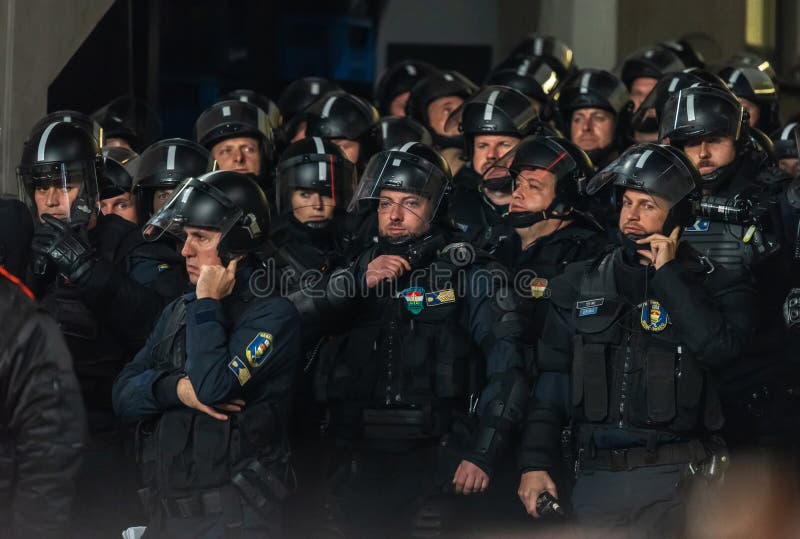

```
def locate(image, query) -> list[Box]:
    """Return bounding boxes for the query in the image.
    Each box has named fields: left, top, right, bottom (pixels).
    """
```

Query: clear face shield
left=143, top=177, right=242, bottom=244
left=275, top=153, right=356, bottom=216
left=348, top=150, right=449, bottom=224
left=17, top=160, right=99, bottom=226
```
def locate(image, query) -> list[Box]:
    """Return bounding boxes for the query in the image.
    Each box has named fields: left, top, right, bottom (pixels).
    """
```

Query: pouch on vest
left=193, top=413, right=232, bottom=486
left=645, top=348, right=677, bottom=424
left=156, top=410, right=193, bottom=491
left=572, top=336, right=608, bottom=421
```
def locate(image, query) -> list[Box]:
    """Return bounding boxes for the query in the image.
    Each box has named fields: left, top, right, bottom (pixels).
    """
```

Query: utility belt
left=577, top=439, right=707, bottom=472
left=138, top=458, right=292, bottom=520
left=328, top=402, right=463, bottom=441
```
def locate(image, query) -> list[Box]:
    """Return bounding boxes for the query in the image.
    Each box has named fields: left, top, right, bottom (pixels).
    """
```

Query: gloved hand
left=31, top=214, right=94, bottom=280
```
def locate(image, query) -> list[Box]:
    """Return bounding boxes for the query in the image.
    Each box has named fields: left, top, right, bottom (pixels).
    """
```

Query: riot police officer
left=0, top=268, right=86, bottom=539
left=374, top=59, right=440, bottom=117
left=195, top=99, right=276, bottom=194
left=772, top=122, right=800, bottom=178
left=313, top=142, right=528, bottom=538
left=377, top=116, right=433, bottom=151
left=277, top=77, right=341, bottom=144
left=113, top=170, right=303, bottom=538
left=717, top=63, right=781, bottom=134
left=553, top=69, right=633, bottom=169
left=618, top=45, right=685, bottom=112
left=444, top=85, right=541, bottom=253
left=517, top=144, right=754, bottom=537
left=99, top=145, right=139, bottom=224
left=304, top=90, right=381, bottom=170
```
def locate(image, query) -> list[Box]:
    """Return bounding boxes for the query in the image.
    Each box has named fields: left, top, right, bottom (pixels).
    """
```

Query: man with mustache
left=517, top=144, right=753, bottom=538
left=445, top=85, right=543, bottom=253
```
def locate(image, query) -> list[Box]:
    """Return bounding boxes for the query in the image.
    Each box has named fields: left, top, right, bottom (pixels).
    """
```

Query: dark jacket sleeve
left=1, top=288, right=87, bottom=539
left=650, top=257, right=755, bottom=370
left=183, top=296, right=302, bottom=404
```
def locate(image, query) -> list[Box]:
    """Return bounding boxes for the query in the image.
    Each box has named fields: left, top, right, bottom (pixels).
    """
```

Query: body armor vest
left=569, top=252, right=723, bottom=434
left=683, top=219, right=776, bottom=272
left=315, top=247, right=482, bottom=440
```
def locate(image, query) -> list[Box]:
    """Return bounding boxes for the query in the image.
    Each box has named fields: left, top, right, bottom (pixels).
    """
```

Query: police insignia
left=685, top=218, right=710, bottom=232
left=228, top=356, right=251, bottom=386
left=640, top=300, right=669, bottom=332
left=424, top=288, right=456, bottom=307
left=530, top=278, right=549, bottom=299
left=245, top=332, right=274, bottom=368
left=576, top=298, right=603, bottom=317
left=401, top=287, right=425, bottom=314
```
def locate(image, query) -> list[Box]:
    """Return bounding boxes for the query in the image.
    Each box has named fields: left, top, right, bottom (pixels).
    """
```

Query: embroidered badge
left=640, top=300, right=669, bottom=332
left=401, top=287, right=425, bottom=315
left=228, top=356, right=251, bottom=386
left=685, top=218, right=710, bottom=232
left=425, top=288, right=456, bottom=307
left=579, top=306, right=598, bottom=317
left=576, top=298, right=604, bottom=310
left=245, top=332, right=274, bottom=368
left=530, top=278, right=550, bottom=299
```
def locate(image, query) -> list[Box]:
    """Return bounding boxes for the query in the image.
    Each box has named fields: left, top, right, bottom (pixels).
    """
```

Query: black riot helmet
left=349, top=142, right=452, bottom=227
left=587, top=143, right=702, bottom=236
left=487, top=135, right=594, bottom=228
left=487, top=55, right=562, bottom=107
left=17, top=121, right=102, bottom=226
left=553, top=69, right=633, bottom=162
left=509, top=34, right=576, bottom=79
left=132, top=138, right=212, bottom=222
left=723, top=52, right=779, bottom=85
left=144, top=170, right=271, bottom=262
left=195, top=99, right=276, bottom=175
left=277, top=77, right=341, bottom=142
left=772, top=122, right=800, bottom=160
left=444, top=85, right=539, bottom=160
left=619, top=46, right=686, bottom=89
left=374, top=59, right=440, bottom=116
left=275, top=137, right=357, bottom=227
left=223, top=89, right=283, bottom=132
left=631, top=69, right=729, bottom=134
left=29, top=110, right=104, bottom=148
left=99, top=146, right=139, bottom=200
left=378, top=116, right=433, bottom=150
left=659, top=85, right=747, bottom=146
left=716, top=64, right=780, bottom=134
left=659, top=39, right=706, bottom=68
left=91, top=96, right=162, bottom=152
left=305, top=91, right=381, bottom=167
left=405, top=71, right=478, bottom=148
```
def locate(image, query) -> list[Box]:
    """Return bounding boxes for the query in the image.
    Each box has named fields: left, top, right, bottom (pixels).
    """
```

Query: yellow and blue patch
left=640, top=300, right=669, bottom=332
left=228, top=356, right=251, bottom=386
left=157, top=263, right=170, bottom=272
left=245, top=332, right=274, bottom=368
left=424, top=288, right=456, bottom=307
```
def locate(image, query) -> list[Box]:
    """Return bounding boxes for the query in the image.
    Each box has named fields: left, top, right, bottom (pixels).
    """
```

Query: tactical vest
left=314, top=249, right=482, bottom=440
left=683, top=218, right=776, bottom=273
left=569, top=252, right=723, bottom=434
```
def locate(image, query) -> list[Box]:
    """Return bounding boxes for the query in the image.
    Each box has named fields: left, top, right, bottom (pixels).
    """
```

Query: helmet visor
left=17, top=161, right=99, bottom=224
left=348, top=149, right=449, bottom=223
left=143, top=176, right=243, bottom=243
left=659, top=89, right=743, bottom=143
left=275, top=153, right=356, bottom=214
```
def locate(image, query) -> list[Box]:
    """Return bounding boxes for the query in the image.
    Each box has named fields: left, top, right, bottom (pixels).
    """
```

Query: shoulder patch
left=228, top=356, right=251, bottom=385
left=245, top=332, right=274, bottom=368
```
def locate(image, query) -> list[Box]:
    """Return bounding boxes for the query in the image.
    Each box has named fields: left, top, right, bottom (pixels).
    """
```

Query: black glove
left=31, top=214, right=94, bottom=280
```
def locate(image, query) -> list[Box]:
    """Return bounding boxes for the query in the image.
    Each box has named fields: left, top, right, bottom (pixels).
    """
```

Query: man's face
left=681, top=134, right=736, bottom=176
left=390, top=91, right=410, bottom=117
left=779, top=157, right=800, bottom=178
left=377, top=190, right=432, bottom=239
left=152, top=189, right=174, bottom=214
left=181, top=226, right=223, bottom=285
left=331, top=138, right=361, bottom=164
left=473, top=134, right=519, bottom=175
left=212, top=136, right=261, bottom=175
left=739, top=97, right=759, bottom=127
left=509, top=168, right=557, bottom=216
left=100, top=192, right=137, bottom=224
left=292, top=189, right=335, bottom=223
left=105, top=137, right=134, bottom=151
left=427, top=95, right=464, bottom=136
left=619, top=190, right=669, bottom=236
left=34, top=181, right=81, bottom=221
left=630, top=77, right=658, bottom=111
left=571, top=108, right=615, bottom=151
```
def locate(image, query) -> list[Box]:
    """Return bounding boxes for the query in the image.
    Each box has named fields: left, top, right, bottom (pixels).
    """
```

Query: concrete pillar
left=0, top=0, right=113, bottom=195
